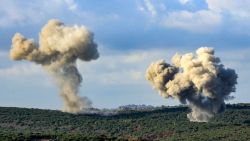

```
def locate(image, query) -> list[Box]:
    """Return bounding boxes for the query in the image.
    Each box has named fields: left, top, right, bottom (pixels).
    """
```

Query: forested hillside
left=0, top=104, right=250, bottom=141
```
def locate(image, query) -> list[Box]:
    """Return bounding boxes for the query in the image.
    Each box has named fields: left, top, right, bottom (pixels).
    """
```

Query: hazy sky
left=0, top=0, right=250, bottom=110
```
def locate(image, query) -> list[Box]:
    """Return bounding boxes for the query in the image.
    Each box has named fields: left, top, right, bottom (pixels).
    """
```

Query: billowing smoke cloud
left=146, top=47, right=238, bottom=122
left=10, top=19, right=99, bottom=113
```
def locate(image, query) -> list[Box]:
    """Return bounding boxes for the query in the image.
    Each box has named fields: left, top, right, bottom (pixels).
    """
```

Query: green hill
left=0, top=104, right=250, bottom=141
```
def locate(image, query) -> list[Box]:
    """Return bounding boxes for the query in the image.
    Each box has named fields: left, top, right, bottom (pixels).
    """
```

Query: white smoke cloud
left=10, top=19, right=99, bottom=113
left=146, top=47, right=238, bottom=122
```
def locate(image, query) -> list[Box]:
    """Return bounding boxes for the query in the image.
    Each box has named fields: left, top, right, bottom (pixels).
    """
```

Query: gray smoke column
left=146, top=47, right=238, bottom=122
left=10, top=19, right=99, bottom=113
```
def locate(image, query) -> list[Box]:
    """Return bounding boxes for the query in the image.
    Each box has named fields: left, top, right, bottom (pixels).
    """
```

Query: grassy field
left=0, top=104, right=250, bottom=141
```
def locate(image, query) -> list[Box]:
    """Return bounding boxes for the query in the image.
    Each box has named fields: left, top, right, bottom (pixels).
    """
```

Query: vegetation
left=0, top=103, right=250, bottom=141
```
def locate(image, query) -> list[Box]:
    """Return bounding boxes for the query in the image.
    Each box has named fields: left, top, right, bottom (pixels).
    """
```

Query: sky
left=0, top=0, right=250, bottom=110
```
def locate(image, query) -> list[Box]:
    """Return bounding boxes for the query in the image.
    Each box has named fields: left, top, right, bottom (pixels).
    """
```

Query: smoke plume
left=146, top=47, right=237, bottom=122
left=10, top=19, right=99, bottom=113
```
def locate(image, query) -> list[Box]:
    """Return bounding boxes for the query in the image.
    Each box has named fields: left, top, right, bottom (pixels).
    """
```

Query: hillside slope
left=0, top=104, right=250, bottom=141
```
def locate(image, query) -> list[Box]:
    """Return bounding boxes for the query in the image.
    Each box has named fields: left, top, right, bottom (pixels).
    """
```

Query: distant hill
left=0, top=103, right=250, bottom=141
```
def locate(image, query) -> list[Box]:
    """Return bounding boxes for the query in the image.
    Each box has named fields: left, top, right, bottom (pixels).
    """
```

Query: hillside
left=0, top=104, right=250, bottom=141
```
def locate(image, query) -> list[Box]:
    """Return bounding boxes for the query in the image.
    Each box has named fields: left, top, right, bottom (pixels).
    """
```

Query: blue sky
left=0, top=0, right=250, bottom=110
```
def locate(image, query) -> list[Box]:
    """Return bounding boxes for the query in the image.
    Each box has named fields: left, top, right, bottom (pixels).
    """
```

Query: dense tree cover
left=0, top=103, right=249, bottom=141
